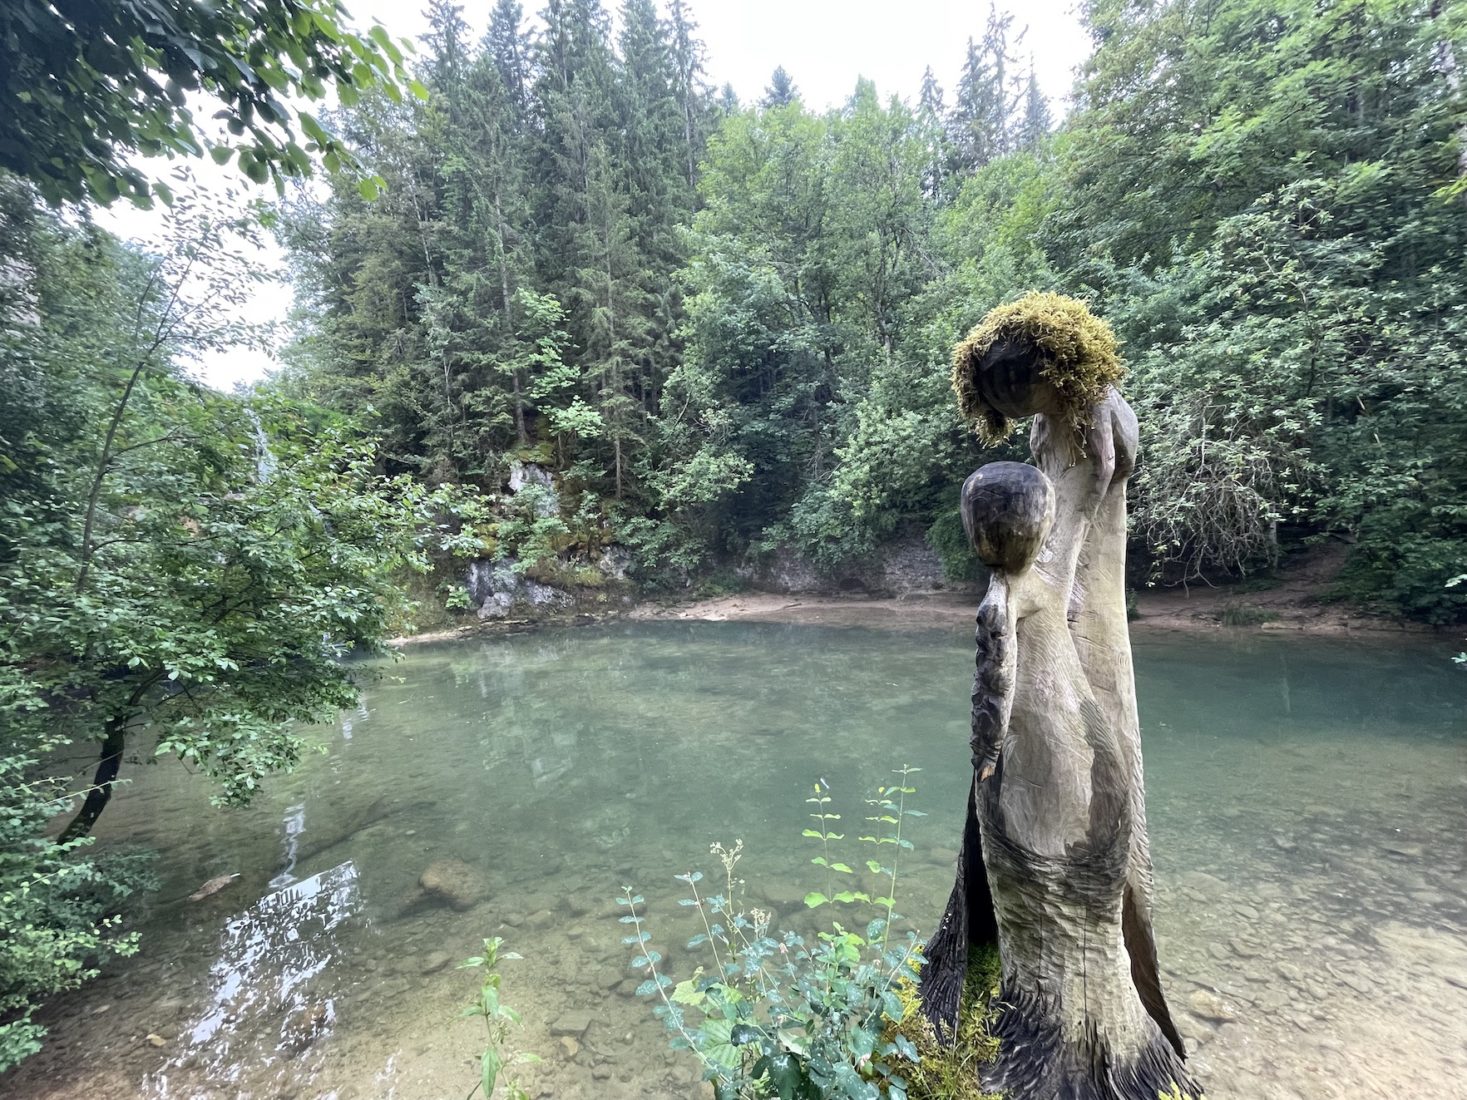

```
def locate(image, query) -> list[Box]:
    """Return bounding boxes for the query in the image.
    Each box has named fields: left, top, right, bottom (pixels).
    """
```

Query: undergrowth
left=889, top=946, right=1004, bottom=1100
left=617, top=768, right=1007, bottom=1100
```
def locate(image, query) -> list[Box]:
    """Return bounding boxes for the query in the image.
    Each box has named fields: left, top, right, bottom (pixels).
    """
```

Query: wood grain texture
left=922, top=384, right=1200, bottom=1098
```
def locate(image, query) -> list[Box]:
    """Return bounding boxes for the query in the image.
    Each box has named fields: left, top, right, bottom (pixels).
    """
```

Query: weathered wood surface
left=922, top=361, right=1199, bottom=1099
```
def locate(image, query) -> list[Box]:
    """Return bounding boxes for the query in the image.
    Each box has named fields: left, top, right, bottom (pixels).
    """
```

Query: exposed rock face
left=418, top=858, right=487, bottom=911
left=596, top=546, right=632, bottom=581
left=744, top=533, right=974, bottom=597
left=507, top=460, right=559, bottom=516
left=466, top=558, right=574, bottom=620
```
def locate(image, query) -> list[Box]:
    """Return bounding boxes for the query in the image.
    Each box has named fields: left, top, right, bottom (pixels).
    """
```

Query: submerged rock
left=418, top=858, right=488, bottom=911
left=419, top=951, right=453, bottom=975
left=1188, top=988, right=1238, bottom=1023
left=551, top=1011, right=593, bottom=1037
left=187, top=872, right=241, bottom=901
left=281, top=1000, right=332, bottom=1054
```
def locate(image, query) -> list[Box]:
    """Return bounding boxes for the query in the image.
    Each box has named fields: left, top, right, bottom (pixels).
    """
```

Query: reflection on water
left=268, top=804, right=307, bottom=891
left=4, top=621, right=1465, bottom=1100
left=151, top=862, right=363, bottom=1098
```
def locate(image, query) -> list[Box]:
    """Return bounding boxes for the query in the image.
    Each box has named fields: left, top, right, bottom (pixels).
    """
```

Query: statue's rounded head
left=951, top=293, right=1124, bottom=444
left=961, top=461, right=1056, bottom=573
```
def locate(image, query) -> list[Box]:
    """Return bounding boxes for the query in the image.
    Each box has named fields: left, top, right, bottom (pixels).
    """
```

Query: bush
left=0, top=748, right=156, bottom=1070
left=1218, top=604, right=1279, bottom=627
left=618, top=768, right=960, bottom=1100
left=926, top=510, right=985, bottom=584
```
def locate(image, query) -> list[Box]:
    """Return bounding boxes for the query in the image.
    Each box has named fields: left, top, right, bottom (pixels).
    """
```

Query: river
left=6, top=621, right=1466, bottom=1099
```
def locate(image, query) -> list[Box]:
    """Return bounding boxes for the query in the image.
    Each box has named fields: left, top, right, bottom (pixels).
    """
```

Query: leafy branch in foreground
left=0, top=0, right=427, bottom=207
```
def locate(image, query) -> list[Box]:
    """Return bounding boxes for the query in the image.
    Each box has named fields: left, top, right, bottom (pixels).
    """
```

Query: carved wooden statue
left=920, top=294, right=1200, bottom=1099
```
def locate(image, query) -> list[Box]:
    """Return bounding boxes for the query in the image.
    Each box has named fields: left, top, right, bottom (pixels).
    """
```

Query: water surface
left=8, top=621, right=1466, bottom=1100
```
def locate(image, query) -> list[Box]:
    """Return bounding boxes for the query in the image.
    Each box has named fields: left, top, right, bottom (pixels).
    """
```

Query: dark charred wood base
left=919, top=776, right=998, bottom=1038
left=981, top=987, right=1201, bottom=1100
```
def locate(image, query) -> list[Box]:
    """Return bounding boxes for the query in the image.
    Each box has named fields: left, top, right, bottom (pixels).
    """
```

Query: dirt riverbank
left=393, top=543, right=1454, bottom=644
left=626, top=587, right=1440, bottom=637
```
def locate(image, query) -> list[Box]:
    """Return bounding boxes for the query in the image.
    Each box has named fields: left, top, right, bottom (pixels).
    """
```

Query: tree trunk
left=923, top=388, right=1196, bottom=1099
left=493, top=186, right=529, bottom=446
left=58, top=712, right=128, bottom=844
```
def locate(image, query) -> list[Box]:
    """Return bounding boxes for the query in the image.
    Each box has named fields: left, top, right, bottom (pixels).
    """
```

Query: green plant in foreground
left=887, top=947, right=1003, bottom=1100
left=619, top=769, right=940, bottom=1100
left=460, top=937, right=538, bottom=1100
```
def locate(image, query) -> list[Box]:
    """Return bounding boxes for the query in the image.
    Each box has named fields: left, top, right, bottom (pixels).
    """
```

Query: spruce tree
left=762, top=66, right=799, bottom=108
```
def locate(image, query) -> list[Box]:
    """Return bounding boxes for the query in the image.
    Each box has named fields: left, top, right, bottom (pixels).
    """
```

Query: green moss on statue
left=891, top=945, right=1006, bottom=1100
left=951, top=292, right=1124, bottom=444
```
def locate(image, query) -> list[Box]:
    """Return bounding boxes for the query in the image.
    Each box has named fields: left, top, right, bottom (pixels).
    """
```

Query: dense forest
left=0, top=0, right=1464, bottom=1072
left=276, top=0, right=1467, bottom=619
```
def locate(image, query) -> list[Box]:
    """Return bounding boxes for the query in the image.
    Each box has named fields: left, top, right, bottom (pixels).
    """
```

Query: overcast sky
left=100, top=0, right=1093, bottom=389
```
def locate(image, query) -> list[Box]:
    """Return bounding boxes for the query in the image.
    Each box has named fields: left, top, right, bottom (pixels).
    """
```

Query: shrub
left=926, top=510, right=985, bottom=584
left=1218, top=604, right=1279, bottom=627
left=618, top=768, right=961, bottom=1100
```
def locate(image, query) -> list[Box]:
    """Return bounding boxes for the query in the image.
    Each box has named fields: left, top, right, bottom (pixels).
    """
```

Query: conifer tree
left=762, top=66, right=799, bottom=108
left=1015, top=62, right=1051, bottom=150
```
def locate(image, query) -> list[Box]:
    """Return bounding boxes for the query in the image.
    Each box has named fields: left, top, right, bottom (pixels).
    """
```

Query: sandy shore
left=391, top=589, right=1444, bottom=645
left=628, top=587, right=1443, bottom=638
left=393, top=557, right=1451, bottom=644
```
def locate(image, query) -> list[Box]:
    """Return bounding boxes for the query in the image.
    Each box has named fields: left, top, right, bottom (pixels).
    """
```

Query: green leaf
left=671, top=978, right=706, bottom=1006
left=480, top=1048, right=501, bottom=1097
left=803, top=892, right=829, bottom=908
left=756, top=1051, right=809, bottom=1100
left=730, top=1022, right=762, bottom=1046
left=700, top=1018, right=742, bottom=1068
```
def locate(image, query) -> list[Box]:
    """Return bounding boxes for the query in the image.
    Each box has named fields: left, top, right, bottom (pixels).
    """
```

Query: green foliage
left=694, top=568, right=749, bottom=598
left=887, top=947, right=1003, bottom=1100
left=0, top=181, right=491, bottom=1066
left=1070, top=0, right=1467, bottom=604
left=927, top=510, right=985, bottom=583
left=0, top=0, right=423, bottom=207
left=0, top=745, right=157, bottom=1070
left=459, top=936, right=537, bottom=1100
left=280, top=0, right=1467, bottom=622
left=619, top=770, right=933, bottom=1100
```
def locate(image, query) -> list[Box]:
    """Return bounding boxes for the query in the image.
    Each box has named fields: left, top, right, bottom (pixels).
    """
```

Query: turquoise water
left=7, top=621, right=1466, bottom=1100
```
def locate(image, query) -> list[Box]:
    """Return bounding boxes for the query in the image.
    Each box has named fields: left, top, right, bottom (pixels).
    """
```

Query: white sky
left=99, top=0, right=1093, bottom=390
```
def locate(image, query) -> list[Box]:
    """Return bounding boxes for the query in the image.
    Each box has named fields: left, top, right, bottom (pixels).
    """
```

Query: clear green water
left=7, top=621, right=1467, bottom=1100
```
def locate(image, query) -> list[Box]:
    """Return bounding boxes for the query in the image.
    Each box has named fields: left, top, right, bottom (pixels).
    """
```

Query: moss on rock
left=951, top=292, right=1124, bottom=444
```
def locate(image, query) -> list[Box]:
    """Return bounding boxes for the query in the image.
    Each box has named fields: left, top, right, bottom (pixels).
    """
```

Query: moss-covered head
left=951, top=292, right=1124, bottom=444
